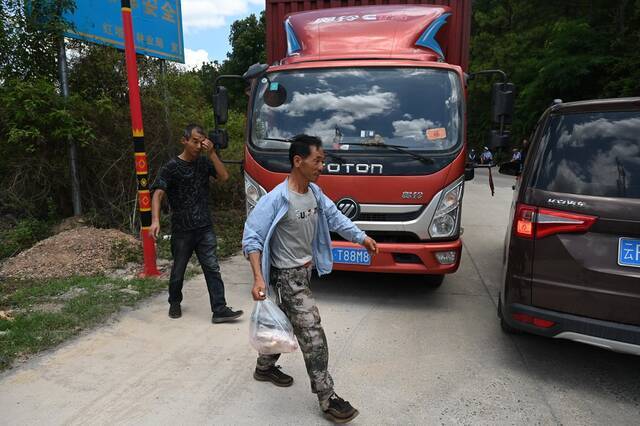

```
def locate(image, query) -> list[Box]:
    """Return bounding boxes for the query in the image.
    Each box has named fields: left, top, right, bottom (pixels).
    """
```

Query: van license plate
left=618, top=238, right=640, bottom=268
left=332, top=248, right=371, bottom=265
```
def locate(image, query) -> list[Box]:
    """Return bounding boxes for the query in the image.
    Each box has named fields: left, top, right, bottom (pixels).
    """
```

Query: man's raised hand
left=201, top=138, right=213, bottom=152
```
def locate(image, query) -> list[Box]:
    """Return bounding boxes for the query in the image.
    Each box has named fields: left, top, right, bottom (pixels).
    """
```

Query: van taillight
left=514, top=203, right=597, bottom=239
left=512, top=313, right=556, bottom=328
left=535, top=208, right=597, bottom=238
left=515, top=204, right=536, bottom=238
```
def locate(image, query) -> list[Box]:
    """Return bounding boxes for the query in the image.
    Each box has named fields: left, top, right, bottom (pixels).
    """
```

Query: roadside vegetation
left=0, top=275, right=166, bottom=371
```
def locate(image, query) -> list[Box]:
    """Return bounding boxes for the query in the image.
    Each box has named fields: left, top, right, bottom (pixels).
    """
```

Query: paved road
left=1, top=169, right=639, bottom=425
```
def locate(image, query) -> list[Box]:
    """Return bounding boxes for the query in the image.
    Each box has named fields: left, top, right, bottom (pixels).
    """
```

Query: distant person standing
left=520, top=139, right=529, bottom=164
left=480, top=146, right=493, bottom=164
left=511, top=148, right=522, bottom=162
left=468, top=147, right=477, bottom=163
left=150, top=124, right=243, bottom=323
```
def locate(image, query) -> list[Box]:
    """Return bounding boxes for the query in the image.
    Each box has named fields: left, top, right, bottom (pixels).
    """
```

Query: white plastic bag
left=249, top=298, right=298, bottom=354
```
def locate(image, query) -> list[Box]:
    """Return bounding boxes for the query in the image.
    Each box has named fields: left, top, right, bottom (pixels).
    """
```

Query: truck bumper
left=331, top=239, right=462, bottom=274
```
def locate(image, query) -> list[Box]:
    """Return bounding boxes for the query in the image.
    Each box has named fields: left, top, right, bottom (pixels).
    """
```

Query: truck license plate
left=618, top=238, right=640, bottom=268
left=332, top=248, right=371, bottom=265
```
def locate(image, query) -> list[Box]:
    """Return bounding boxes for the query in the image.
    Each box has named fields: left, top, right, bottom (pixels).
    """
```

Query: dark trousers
left=168, top=227, right=227, bottom=314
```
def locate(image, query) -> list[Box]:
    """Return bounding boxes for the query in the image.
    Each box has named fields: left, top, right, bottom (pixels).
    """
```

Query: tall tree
left=0, top=0, right=75, bottom=82
left=217, top=11, right=266, bottom=111
left=222, top=11, right=266, bottom=76
left=467, top=0, right=640, bottom=151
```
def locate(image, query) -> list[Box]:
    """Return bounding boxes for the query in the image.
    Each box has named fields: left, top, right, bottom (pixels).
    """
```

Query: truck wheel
left=425, top=274, right=444, bottom=287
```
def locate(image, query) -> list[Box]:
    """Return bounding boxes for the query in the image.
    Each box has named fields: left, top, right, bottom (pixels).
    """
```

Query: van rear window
left=532, top=111, right=640, bottom=198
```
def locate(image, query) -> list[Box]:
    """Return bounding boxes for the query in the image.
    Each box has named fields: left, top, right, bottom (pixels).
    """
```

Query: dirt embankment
left=0, top=227, right=144, bottom=280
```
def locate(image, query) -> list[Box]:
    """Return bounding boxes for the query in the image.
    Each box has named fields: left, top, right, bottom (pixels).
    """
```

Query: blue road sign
left=64, top=0, right=184, bottom=63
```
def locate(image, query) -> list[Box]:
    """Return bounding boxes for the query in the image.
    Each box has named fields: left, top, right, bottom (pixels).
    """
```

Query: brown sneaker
left=322, top=394, right=359, bottom=424
left=253, top=365, right=294, bottom=387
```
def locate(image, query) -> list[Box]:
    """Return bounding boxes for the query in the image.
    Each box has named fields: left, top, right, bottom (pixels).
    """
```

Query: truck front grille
left=357, top=208, right=423, bottom=222
left=331, top=231, right=421, bottom=244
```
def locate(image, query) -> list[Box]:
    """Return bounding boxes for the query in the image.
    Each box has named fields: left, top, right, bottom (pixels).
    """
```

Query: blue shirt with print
left=242, top=179, right=366, bottom=289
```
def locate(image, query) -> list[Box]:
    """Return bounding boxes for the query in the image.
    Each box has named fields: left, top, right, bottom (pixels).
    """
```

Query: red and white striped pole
left=121, top=0, right=160, bottom=277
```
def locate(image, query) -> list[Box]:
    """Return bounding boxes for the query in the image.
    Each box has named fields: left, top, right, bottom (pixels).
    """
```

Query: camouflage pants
left=256, top=265, right=334, bottom=402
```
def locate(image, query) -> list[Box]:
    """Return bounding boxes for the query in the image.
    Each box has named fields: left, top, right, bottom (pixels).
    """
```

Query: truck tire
left=425, top=274, right=444, bottom=287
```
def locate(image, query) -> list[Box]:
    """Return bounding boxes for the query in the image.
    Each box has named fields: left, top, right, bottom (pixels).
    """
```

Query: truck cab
left=214, top=2, right=509, bottom=283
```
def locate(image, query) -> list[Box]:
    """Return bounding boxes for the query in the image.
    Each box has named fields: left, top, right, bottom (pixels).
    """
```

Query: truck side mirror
left=491, top=82, right=515, bottom=124
left=213, top=86, right=229, bottom=126
left=209, top=129, right=229, bottom=150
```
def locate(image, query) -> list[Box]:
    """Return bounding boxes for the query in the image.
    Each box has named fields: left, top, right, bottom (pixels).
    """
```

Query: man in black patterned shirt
left=150, top=124, right=243, bottom=323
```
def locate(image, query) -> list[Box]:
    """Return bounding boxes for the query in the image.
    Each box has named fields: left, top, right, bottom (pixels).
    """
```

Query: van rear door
left=527, top=108, right=640, bottom=326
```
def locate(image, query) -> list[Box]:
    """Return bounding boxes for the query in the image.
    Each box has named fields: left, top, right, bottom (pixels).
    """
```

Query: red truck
left=211, top=0, right=513, bottom=285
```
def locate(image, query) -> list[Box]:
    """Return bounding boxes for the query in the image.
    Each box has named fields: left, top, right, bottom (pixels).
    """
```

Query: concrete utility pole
left=57, top=39, right=82, bottom=216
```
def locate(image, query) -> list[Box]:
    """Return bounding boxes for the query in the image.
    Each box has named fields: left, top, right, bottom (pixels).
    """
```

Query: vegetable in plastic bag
left=249, top=298, right=298, bottom=354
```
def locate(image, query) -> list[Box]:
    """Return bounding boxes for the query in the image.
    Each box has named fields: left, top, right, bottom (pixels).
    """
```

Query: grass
left=0, top=207, right=247, bottom=372
left=0, top=275, right=167, bottom=371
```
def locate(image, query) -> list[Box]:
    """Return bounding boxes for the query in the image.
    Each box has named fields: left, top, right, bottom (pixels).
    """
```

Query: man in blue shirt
left=242, top=134, right=377, bottom=424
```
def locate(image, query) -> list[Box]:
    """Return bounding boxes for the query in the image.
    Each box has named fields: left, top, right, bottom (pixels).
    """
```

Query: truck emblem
left=402, top=192, right=423, bottom=199
left=336, top=198, right=360, bottom=220
left=325, top=163, right=383, bottom=174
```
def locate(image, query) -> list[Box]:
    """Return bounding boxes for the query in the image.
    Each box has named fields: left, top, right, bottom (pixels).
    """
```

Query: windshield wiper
left=344, top=142, right=434, bottom=164
left=259, top=137, right=346, bottom=164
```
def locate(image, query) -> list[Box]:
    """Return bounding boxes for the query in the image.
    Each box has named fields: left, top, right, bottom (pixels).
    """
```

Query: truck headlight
left=245, top=173, right=266, bottom=215
left=429, top=179, right=463, bottom=238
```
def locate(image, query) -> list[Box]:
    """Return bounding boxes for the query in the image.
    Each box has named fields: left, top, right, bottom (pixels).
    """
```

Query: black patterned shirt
left=151, top=156, right=217, bottom=232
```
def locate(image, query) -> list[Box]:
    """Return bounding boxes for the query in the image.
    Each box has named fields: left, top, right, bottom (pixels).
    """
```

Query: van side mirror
left=499, top=160, right=521, bottom=176
left=209, top=129, right=229, bottom=150
left=492, top=82, right=515, bottom=125
left=213, top=86, right=229, bottom=126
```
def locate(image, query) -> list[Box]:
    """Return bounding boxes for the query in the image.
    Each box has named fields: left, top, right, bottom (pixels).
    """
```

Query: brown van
left=498, top=97, right=640, bottom=355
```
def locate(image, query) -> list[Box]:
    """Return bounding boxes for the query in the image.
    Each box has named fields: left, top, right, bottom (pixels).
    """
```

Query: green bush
left=0, top=218, right=51, bottom=260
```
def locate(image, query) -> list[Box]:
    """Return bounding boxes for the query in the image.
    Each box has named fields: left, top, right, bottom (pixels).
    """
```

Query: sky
left=181, top=0, right=265, bottom=68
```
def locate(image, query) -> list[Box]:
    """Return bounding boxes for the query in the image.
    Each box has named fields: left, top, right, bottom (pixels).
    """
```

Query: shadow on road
left=312, top=271, right=640, bottom=407
left=310, top=270, right=443, bottom=304
left=505, top=331, right=640, bottom=408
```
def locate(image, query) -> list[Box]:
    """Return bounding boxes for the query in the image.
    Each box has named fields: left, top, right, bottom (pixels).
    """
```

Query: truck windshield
left=251, top=67, right=463, bottom=152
